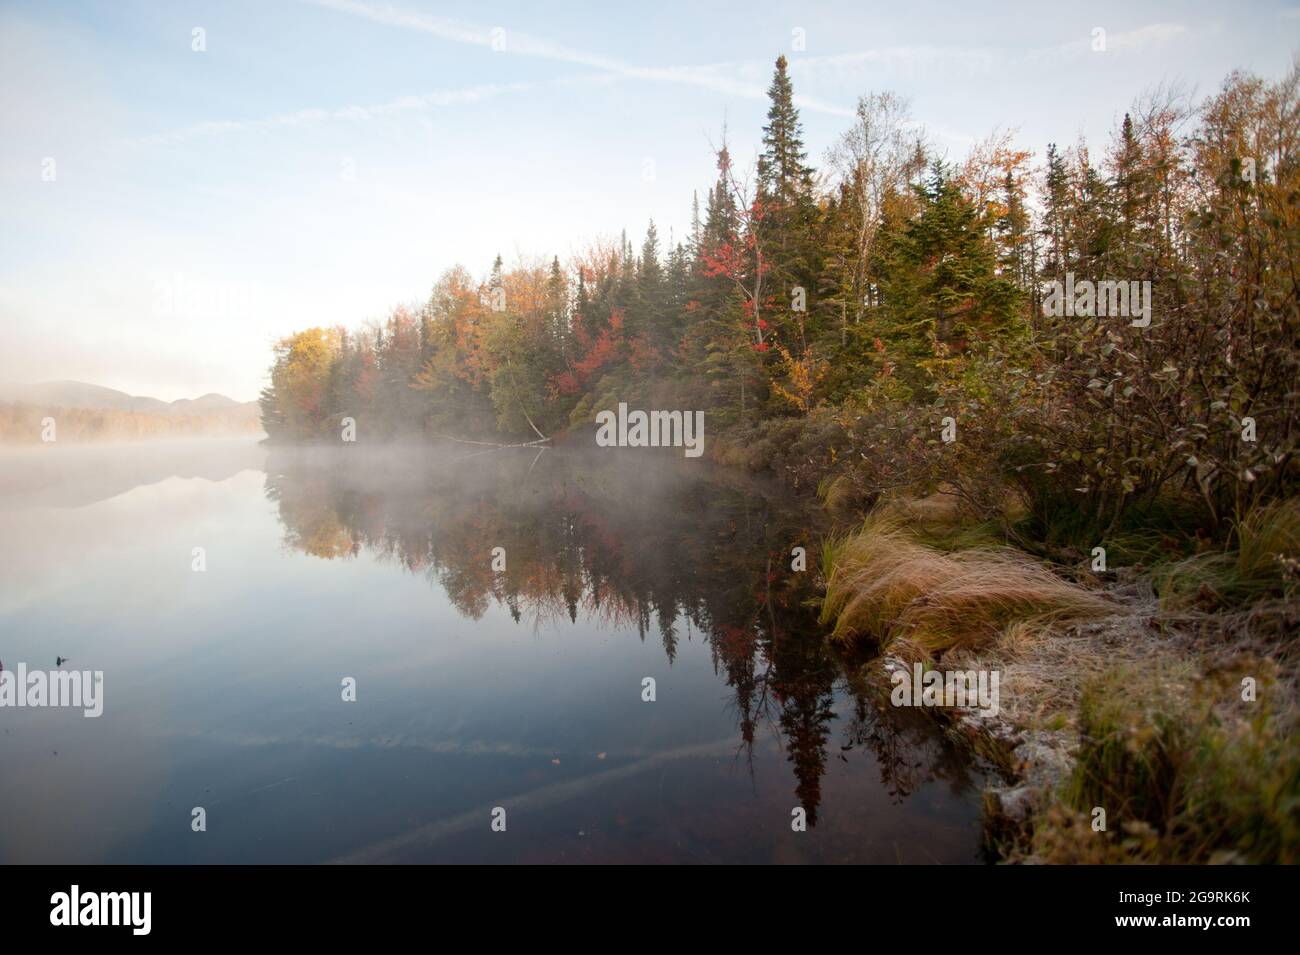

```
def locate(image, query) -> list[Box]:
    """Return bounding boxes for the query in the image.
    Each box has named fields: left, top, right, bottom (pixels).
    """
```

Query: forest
left=260, top=56, right=1299, bottom=862
left=262, top=56, right=1295, bottom=547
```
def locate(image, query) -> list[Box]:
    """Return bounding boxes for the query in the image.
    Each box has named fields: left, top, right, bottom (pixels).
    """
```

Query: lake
left=0, top=438, right=988, bottom=863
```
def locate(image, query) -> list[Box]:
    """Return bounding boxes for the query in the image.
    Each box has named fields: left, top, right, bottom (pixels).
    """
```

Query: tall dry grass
left=1155, top=498, right=1300, bottom=610
left=820, top=513, right=1115, bottom=654
left=1025, top=663, right=1300, bottom=864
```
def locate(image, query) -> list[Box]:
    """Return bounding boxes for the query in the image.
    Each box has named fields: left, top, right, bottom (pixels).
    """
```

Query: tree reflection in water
left=264, top=443, right=983, bottom=826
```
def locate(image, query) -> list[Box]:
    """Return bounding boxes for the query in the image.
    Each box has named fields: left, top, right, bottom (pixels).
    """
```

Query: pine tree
left=545, top=255, right=570, bottom=363
left=873, top=164, right=1024, bottom=387
left=755, top=56, right=823, bottom=350
left=757, top=55, right=816, bottom=209
left=1041, top=144, right=1070, bottom=278
left=632, top=220, right=667, bottom=356
left=689, top=191, right=702, bottom=255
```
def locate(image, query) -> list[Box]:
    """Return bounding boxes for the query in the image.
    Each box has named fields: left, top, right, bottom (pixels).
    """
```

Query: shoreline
left=818, top=497, right=1298, bottom=864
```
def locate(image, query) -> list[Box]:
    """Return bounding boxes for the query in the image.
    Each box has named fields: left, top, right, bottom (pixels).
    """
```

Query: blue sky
left=1, top=0, right=1297, bottom=401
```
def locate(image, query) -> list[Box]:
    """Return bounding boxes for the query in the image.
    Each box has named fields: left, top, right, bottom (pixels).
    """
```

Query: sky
left=1, top=0, right=1296, bottom=402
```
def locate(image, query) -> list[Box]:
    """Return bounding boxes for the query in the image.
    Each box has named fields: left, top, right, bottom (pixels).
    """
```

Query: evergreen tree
left=755, top=56, right=823, bottom=349
left=757, top=55, right=816, bottom=210
left=633, top=220, right=665, bottom=347
left=873, top=164, right=1024, bottom=387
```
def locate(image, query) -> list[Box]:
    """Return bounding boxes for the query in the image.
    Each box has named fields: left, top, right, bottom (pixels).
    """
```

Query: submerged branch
left=429, top=433, right=551, bottom=449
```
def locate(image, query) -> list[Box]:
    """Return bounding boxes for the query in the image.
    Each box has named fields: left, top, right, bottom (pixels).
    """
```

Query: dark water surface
left=0, top=439, right=988, bottom=863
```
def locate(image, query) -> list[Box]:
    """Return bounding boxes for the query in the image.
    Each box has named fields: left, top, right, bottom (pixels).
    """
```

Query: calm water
left=0, top=438, right=987, bottom=863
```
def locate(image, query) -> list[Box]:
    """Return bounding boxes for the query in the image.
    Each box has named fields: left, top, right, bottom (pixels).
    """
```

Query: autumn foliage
left=261, top=56, right=1297, bottom=549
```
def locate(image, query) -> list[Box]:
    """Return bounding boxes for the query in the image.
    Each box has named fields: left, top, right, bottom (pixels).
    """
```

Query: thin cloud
left=789, top=45, right=999, bottom=82
left=1038, top=22, right=1189, bottom=59
left=128, top=81, right=531, bottom=146
left=299, top=0, right=857, bottom=117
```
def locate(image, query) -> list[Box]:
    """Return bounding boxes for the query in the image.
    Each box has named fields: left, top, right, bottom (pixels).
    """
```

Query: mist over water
left=0, top=438, right=987, bottom=863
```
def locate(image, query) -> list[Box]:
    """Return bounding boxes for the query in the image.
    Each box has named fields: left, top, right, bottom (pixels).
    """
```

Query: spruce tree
left=757, top=55, right=816, bottom=208
left=633, top=220, right=667, bottom=351
left=756, top=56, right=822, bottom=345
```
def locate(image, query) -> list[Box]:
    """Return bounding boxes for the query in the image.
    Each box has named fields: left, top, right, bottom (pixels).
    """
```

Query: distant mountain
left=0, top=380, right=250, bottom=415
left=168, top=393, right=242, bottom=414
left=0, top=380, right=263, bottom=443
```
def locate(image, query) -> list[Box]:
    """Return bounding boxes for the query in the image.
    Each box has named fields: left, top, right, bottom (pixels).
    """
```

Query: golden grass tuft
left=816, top=473, right=863, bottom=522
left=820, top=513, right=1115, bottom=654
left=1156, top=497, right=1300, bottom=609
left=1235, top=497, right=1300, bottom=588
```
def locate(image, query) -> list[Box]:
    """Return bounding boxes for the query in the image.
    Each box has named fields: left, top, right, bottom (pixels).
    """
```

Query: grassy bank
left=818, top=494, right=1300, bottom=863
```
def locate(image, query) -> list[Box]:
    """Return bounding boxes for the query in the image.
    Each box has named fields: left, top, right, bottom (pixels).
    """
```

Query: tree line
left=262, top=55, right=1298, bottom=544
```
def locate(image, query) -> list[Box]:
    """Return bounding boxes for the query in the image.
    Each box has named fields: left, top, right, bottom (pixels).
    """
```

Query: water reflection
left=0, top=440, right=988, bottom=863
left=264, top=444, right=984, bottom=833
